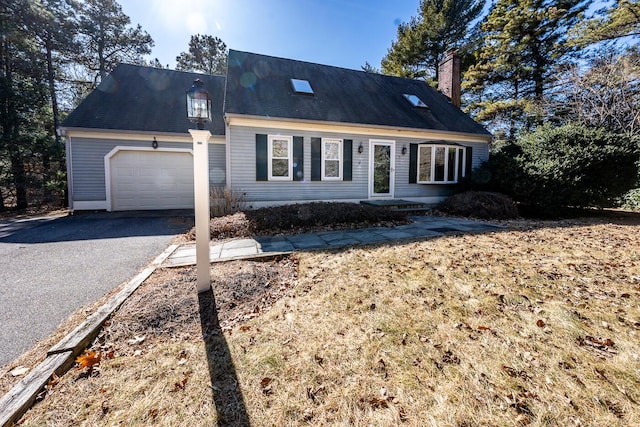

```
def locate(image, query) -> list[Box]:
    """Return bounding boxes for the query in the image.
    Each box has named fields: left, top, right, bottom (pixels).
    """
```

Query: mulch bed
left=186, top=202, right=410, bottom=240
left=95, top=256, right=299, bottom=355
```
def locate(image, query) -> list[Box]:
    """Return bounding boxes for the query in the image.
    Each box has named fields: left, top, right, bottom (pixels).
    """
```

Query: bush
left=618, top=188, right=640, bottom=211
left=210, top=187, right=246, bottom=217
left=473, top=124, right=639, bottom=209
left=438, top=191, right=519, bottom=219
left=187, top=202, right=410, bottom=240
left=245, top=202, right=408, bottom=232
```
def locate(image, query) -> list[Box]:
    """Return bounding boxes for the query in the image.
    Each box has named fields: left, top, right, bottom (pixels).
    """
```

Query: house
left=60, top=50, right=491, bottom=211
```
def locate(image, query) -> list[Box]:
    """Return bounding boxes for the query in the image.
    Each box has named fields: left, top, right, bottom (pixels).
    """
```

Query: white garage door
left=110, top=150, right=194, bottom=211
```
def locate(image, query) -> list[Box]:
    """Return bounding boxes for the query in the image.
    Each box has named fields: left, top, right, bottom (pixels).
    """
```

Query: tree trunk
left=45, top=35, right=61, bottom=146
left=42, top=35, right=62, bottom=202
left=10, top=153, right=27, bottom=209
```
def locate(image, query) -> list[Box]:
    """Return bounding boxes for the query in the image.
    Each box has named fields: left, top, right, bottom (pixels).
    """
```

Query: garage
left=109, top=149, right=194, bottom=211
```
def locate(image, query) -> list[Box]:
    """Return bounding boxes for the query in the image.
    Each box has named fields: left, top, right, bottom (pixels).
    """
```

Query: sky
left=117, top=0, right=421, bottom=71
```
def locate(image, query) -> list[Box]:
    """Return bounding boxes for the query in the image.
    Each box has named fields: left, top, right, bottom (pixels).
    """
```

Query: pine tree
left=381, top=0, right=484, bottom=80
left=570, top=0, right=640, bottom=46
left=176, top=35, right=228, bottom=75
left=76, top=0, right=153, bottom=84
left=0, top=1, right=50, bottom=209
left=463, top=0, right=590, bottom=139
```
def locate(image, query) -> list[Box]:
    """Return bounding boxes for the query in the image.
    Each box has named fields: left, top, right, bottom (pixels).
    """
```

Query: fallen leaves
left=127, top=335, right=146, bottom=346
left=576, top=336, right=617, bottom=355
left=313, top=354, right=324, bottom=367
left=9, top=366, right=29, bottom=377
left=501, top=365, right=532, bottom=381
left=260, top=377, right=274, bottom=395
left=306, top=385, right=326, bottom=403
left=374, top=358, right=388, bottom=378
left=442, top=350, right=460, bottom=365
left=172, top=372, right=191, bottom=392
left=76, top=350, right=102, bottom=373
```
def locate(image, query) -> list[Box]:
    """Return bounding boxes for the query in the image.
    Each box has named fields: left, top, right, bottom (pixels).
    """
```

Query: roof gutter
left=224, top=113, right=492, bottom=143
left=61, top=127, right=226, bottom=142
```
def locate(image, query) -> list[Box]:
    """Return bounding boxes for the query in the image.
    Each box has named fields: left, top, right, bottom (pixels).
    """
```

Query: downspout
left=224, top=115, right=231, bottom=190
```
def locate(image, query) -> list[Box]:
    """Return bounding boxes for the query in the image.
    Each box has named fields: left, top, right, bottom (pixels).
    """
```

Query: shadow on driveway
left=0, top=210, right=194, bottom=244
left=199, top=289, right=251, bottom=426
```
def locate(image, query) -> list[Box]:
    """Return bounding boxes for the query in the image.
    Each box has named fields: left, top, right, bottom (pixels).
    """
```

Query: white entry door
left=109, top=150, right=194, bottom=211
left=369, top=140, right=395, bottom=198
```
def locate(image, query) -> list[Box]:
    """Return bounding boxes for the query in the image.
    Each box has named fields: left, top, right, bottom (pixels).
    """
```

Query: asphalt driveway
left=0, top=211, right=193, bottom=367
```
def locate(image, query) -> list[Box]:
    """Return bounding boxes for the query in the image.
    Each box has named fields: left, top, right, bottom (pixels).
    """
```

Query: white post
left=189, top=129, right=211, bottom=293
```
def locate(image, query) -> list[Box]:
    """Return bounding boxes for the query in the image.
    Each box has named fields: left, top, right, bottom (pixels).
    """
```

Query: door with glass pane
left=369, top=140, right=395, bottom=198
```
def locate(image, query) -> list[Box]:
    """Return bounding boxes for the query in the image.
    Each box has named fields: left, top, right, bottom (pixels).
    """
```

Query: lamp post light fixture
left=187, top=79, right=213, bottom=293
left=186, top=79, right=212, bottom=130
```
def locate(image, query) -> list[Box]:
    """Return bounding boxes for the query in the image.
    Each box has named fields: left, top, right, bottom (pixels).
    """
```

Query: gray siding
left=69, top=136, right=225, bottom=201
left=228, top=125, right=489, bottom=205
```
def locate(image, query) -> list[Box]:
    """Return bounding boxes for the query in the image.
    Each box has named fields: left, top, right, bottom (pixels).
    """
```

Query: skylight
left=403, top=94, right=428, bottom=108
left=291, top=78, right=314, bottom=95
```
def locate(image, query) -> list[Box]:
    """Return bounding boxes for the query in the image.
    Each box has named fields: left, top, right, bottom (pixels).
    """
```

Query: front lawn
left=14, top=216, right=640, bottom=426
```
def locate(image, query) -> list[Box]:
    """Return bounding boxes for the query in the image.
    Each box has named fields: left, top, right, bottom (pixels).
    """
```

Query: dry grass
left=15, top=217, right=640, bottom=426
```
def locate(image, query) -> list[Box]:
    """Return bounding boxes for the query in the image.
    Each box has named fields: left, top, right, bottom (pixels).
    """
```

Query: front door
left=369, top=140, right=395, bottom=198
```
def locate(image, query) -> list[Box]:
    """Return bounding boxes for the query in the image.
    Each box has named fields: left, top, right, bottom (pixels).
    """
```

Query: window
left=322, top=138, right=342, bottom=180
left=403, top=93, right=428, bottom=108
left=417, top=144, right=466, bottom=184
left=268, top=135, right=293, bottom=180
left=291, top=78, right=314, bottom=95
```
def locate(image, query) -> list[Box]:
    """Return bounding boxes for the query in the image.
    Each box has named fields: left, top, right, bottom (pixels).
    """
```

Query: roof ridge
left=112, top=62, right=226, bottom=79
left=228, top=49, right=444, bottom=88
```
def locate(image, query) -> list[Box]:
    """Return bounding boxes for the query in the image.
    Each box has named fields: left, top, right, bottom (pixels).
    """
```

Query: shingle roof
left=63, top=52, right=491, bottom=138
left=225, top=50, right=491, bottom=137
left=62, top=64, right=225, bottom=135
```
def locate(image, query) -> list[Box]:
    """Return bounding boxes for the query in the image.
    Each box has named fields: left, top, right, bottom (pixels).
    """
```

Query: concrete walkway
left=165, top=216, right=503, bottom=267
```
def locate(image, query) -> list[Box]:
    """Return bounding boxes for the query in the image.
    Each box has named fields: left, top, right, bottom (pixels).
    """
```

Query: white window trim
left=417, top=144, right=466, bottom=184
left=267, top=135, right=293, bottom=181
left=321, top=138, right=342, bottom=181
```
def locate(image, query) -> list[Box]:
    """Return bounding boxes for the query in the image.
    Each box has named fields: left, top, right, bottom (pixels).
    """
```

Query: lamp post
left=187, top=79, right=212, bottom=293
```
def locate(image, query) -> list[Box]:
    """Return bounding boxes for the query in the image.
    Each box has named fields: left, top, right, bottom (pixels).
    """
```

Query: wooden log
left=0, top=242, right=179, bottom=426
left=48, top=266, right=156, bottom=355
left=151, top=244, right=179, bottom=265
left=48, top=244, right=178, bottom=355
left=0, top=352, right=74, bottom=427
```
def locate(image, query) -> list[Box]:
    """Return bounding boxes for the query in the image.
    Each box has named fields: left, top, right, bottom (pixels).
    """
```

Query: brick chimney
left=438, top=51, right=461, bottom=108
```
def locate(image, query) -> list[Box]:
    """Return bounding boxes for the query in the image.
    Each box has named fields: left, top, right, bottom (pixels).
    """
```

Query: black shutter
left=409, top=143, right=418, bottom=184
left=256, top=134, right=268, bottom=181
left=311, top=137, right=321, bottom=181
left=343, top=139, right=352, bottom=181
left=465, top=146, right=473, bottom=178
left=293, top=136, right=304, bottom=181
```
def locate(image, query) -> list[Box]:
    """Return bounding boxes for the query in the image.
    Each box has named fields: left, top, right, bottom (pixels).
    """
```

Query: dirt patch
left=94, top=257, right=298, bottom=356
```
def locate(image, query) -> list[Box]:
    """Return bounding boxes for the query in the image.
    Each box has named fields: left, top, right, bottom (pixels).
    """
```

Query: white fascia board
left=225, top=114, right=492, bottom=144
left=64, top=128, right=226, bottom=144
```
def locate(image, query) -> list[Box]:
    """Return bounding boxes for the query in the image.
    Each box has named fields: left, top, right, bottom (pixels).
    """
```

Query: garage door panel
left=110, top=150, right=194, bottom=211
